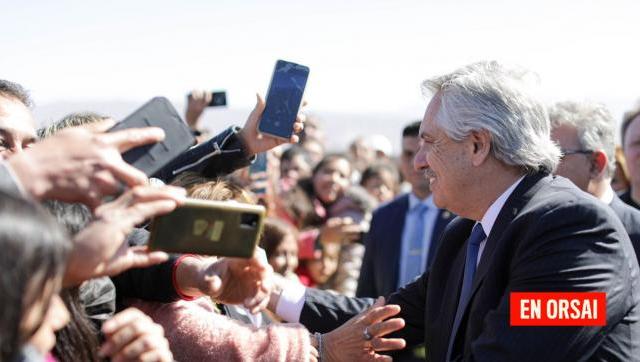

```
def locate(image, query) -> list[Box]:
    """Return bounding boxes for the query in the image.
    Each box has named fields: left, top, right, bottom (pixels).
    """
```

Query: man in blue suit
left=357, top=121, right=454, bottom=299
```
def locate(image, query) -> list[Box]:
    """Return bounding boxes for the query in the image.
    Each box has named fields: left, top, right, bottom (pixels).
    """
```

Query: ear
left=590, top=150, right=608, bottom=177
left=469, top=130, right=491, bottom=166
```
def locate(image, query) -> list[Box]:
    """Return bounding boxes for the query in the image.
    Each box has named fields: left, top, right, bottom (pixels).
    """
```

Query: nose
left=413, top=147, right=428, bottom=172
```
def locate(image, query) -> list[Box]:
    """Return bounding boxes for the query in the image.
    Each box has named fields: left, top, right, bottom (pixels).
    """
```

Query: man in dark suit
left=549, top=100, right=640, bottom=257
left=269, top=61, right=640, bottom=361
left=357, top=121, right=454, bottom=300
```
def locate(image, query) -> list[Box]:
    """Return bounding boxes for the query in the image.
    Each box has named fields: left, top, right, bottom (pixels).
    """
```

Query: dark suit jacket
left=357, top=193, right=454, bottom=298
left=300, top=173, right=640, bottom=361
left=610, top=193, right=640, bottom=261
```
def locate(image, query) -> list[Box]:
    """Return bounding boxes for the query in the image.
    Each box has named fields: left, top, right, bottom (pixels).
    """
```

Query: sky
left=1, top=0, right=639, bottom=147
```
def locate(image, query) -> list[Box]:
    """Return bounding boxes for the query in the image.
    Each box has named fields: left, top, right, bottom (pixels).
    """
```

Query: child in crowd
left=296, top=242, right=341, bottom=289
left=360, top=162, right=400, bottom=204
left=260, top=218, right=301, bottom=283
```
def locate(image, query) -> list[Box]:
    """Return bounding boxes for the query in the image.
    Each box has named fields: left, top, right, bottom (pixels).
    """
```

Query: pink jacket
left=129, top=298, right=312, bottom=362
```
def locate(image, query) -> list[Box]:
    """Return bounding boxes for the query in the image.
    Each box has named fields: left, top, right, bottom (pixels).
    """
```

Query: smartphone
left=147, top=198, right=266, bottom=258
left=208, top=91, right=227, bottom=107
left=109, top=97, right=196, bottom=177
left=258, top=60, right=309, bottom=140
left=249, top=152, right=268, bottom=196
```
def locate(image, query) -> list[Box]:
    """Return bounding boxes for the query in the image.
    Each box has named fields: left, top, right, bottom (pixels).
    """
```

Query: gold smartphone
left=148, top=199, right=265, bottom=258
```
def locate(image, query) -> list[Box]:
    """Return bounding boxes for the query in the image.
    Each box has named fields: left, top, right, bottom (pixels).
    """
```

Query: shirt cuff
left=275, top=281, right=307, bottom=322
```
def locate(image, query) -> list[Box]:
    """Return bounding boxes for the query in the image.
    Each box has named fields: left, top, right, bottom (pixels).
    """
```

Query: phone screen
left=209, top=91, right=227, bottom=107
left=258, top=60, right=309, bottom=139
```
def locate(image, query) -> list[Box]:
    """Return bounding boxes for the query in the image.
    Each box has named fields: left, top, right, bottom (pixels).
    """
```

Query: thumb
left=255, top=93, right=266, bottom=112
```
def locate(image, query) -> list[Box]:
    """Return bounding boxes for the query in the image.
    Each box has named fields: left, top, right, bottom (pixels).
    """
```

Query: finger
left=255, top=93, right=266, bottom=112
left=92, top=170, right=124, bottom=196
left=127, top=185, right=187, bottom=204
left=368, top=318, right=405, bottom=338
left=82, top=118, right=117, bottom=133
left=120, top=248, right=170, bottom=271
left=102, top=158, right=149, bottom=188
left=204, top=91, right=213, bottom=105
left=126, top=199, right=181, bottom=225
left=371, top=354, right=393, bottom=362
left=116, top=336, right=155, bottom=361
left=102, top=308, right=145, bottom=334
left=101, top=316, right=150, bottom=356
left=371, top=336, right=407, bottom=352
left=292, top=121, right=304, bottom=134
left=289, top=134, right=300, bottom=144
left=99, top=127, right=166, bottom=153
left=364, top=304, right=401, bottom=325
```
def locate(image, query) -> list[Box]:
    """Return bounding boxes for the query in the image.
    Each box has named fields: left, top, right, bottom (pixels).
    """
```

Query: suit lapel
left=447, top=172, right=550, bottom=352
left=428, top=209, right=454, bottom=267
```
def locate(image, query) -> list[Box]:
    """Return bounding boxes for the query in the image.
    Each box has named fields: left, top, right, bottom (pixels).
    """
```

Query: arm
left=153, top=126, right=253, bottom=183
left=154, top=94, right=305, bottom=183
left=301, top=288, right=375, bottom=333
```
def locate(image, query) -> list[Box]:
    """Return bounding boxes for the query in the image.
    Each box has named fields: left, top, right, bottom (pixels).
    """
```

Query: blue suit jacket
left=356, top=193, right=454, bottom=298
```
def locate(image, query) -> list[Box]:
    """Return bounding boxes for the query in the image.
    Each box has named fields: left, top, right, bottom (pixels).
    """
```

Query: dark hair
left=0, top=79, right=32, bottom=108
left=53, top=288, right=100, bottom=362
left=40, top=200, right=101, bottom=362
left=38, top=111, right=108, bottom=139
left=0, top=191, right=70, bottom=361
left=260, top=218, right=298, bottom=258
left=311, top=153, right=351, bottom=178
left=360, top=162, right=400, bottom=189
left=402, top=120, right=421, bottom=138
left=281, top=146, right=312, bottom=165
left=280, top=154, right=352, bottom=229
left=621, top=102, right=640, bottom=147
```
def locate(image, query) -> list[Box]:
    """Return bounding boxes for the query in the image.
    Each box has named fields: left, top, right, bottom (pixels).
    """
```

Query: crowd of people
left=1, top=59, right=640, bottom=362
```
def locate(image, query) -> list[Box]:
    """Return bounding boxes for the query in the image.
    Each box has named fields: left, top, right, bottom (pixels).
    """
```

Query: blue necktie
left=399, top=203, right=430, bottom=287
left=446, top=223, right=486, bottom=361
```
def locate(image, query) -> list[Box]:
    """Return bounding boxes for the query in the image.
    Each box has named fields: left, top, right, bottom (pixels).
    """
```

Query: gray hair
left=548, top=100, right=616, bottom=177
left=421, top=61, right=561, bottom=174
left=38, top=111, right=108, bottom=139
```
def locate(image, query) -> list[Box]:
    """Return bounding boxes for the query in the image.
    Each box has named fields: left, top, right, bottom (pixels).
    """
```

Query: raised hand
left=64, top=185, right=186, bottom=286
left=237, top=94, right=306, bottom=156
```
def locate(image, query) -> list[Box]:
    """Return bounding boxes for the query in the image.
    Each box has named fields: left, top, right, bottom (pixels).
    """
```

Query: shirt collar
left=479, top=176, right=525, bottom=237
left=409, top=192, right=435, bottom=211
left=599, top=184, right=615, bottom=204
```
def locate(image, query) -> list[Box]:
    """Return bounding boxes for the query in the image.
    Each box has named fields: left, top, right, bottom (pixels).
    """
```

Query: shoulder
left=372, top=193, right=409, bottom=216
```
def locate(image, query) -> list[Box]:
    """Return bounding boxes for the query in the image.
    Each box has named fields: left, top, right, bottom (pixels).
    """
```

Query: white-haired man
left=268, top=61, right=640, bottom=362
left=550, top=100, right=640, bottom=260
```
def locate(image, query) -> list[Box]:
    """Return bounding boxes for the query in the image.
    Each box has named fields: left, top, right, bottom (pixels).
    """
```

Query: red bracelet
left=171, top=254, right=203, bottom=301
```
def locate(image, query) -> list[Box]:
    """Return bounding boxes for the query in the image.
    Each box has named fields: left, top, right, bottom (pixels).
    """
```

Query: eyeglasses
left=560, top=149, right=593, bottom=159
